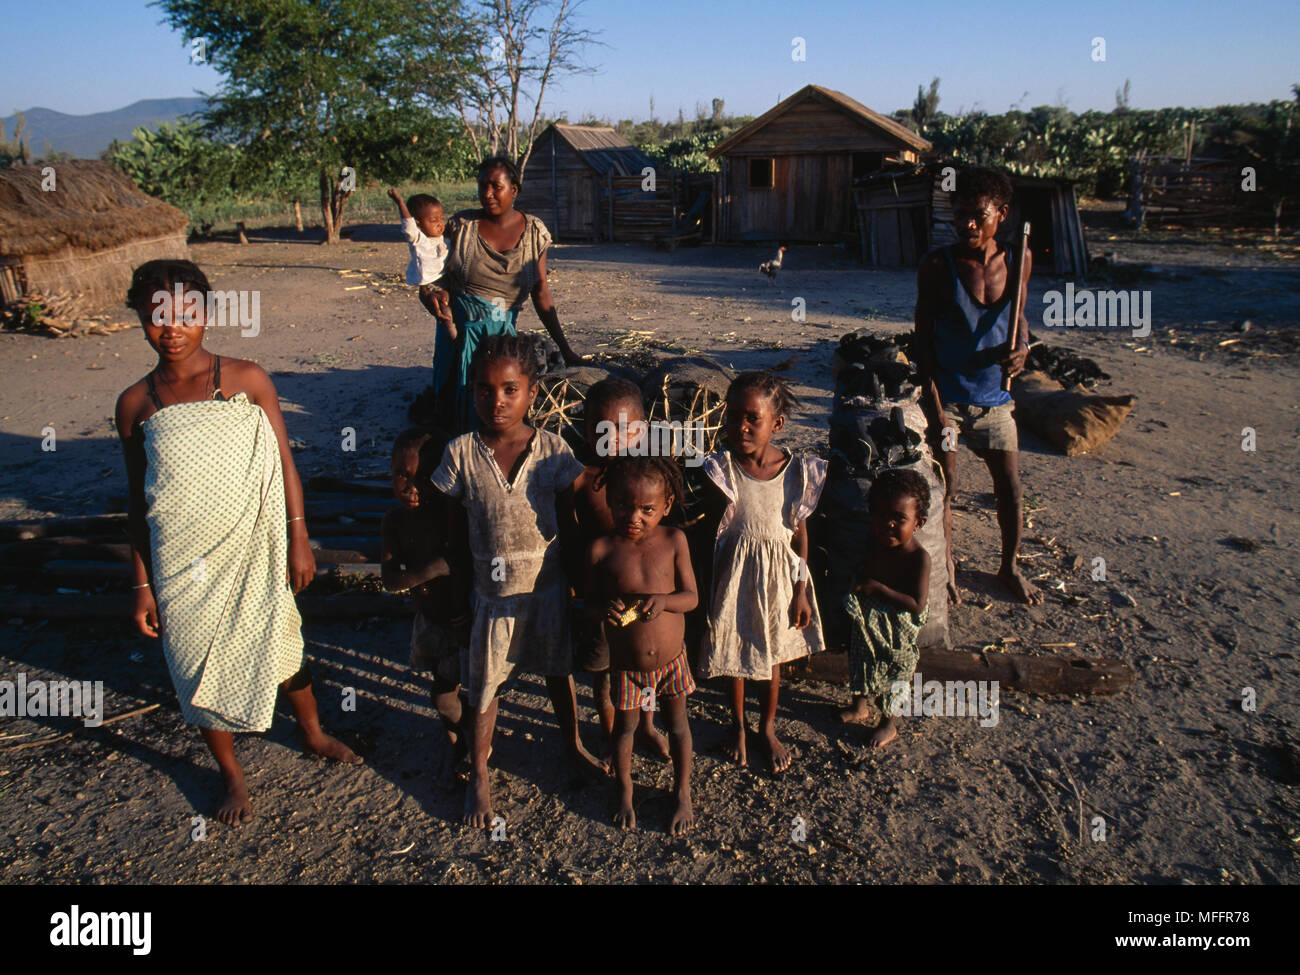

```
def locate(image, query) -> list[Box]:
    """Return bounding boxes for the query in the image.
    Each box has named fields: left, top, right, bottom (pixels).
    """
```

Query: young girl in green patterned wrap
left=115, top=260, right=360, bottom=826
left=839, top=467, right=932, bottom=749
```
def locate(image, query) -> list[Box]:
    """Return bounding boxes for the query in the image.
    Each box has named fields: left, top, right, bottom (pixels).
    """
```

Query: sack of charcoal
left=832, top=329, right=919, bottom=405
left=814, top=330, right=950, bottom=650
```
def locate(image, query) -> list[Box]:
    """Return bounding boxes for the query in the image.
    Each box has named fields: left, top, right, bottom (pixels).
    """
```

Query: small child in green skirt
left=839, top=468, right=931, bottom=748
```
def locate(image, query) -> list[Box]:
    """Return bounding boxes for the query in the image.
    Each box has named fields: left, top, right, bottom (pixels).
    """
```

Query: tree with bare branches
left=435, top=0, right=600, bottom=176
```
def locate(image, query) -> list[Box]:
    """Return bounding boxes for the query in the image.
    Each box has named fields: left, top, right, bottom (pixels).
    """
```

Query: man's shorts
left=613, top=651, right=695, bottom=711
left=942, top=402, right=1018, bottom=453
left=410, top=611, right=463, bottom=694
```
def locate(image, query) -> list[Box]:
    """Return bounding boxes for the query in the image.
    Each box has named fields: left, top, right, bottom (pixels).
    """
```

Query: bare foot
left=670, top=794, right=694, bottom=835
left=614, top=788, right=636, bottom=830
left=838, top=697, right=873, bottom=725
left=215, top=770, right=252, bottom=825
left=727, top=723, right=748, bottom=764
left=303, top=732, right=363, bottom=765
left=998, top=567, right=1044, bottom=605
left=635, top=723, right=672, bottom=762
left=761, top=727, right=793, bottom=774
left=947, top=558, right=962, bottom=604
left=870, top=715, right=900, bottom=749
left=565, top=742, right=608, bottom=786
left=463, top=770, right=493, bottom=828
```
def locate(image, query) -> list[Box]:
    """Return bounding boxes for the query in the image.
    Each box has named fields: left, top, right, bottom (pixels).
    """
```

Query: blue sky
left=3, top=0, right=1296, bottom=119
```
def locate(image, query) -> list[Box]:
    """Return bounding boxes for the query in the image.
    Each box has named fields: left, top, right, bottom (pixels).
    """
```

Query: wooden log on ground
left=308, top=536, right=380, bottom=555
left=0, top=514, right=129, bottom=542
left=309, top=546, right=377, bottom=565
left=302, top=522, right=387, bottom=539
left=0, top=560, right=131, bottom=583
left=306, top=476, right=393, bottom=496
left=798, top=647, right=1134, bottom=697
left=0, top=540, right=132, bottom=565
left=3, top=592, right=414, bottom=620
left=304, top=499, right=390, bottom=520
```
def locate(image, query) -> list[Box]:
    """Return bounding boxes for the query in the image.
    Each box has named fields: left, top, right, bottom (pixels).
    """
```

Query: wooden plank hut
left=707, top=84, right=932, bottom=243
left=518, top=123, right=661, bottom=241
left=852, top=163, right=1089, bottom=276
left=0, top=160, right=189, bottom=307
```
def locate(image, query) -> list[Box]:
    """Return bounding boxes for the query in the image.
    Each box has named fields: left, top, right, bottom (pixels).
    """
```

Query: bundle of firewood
left=0, top=476, right=417, bottom=620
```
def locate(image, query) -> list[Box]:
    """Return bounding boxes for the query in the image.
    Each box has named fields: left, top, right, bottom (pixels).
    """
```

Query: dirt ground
left=2, top=216, right=1298, bottom=884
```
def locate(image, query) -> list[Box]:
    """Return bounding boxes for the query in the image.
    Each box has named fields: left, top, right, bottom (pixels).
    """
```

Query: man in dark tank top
left=914, top=167, right=1043, bottom=606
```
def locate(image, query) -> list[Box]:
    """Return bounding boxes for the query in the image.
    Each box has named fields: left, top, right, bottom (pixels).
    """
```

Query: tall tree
left=436, top=0, right=599, bottom=175
left=912, top=77, right=941, bottom=132
left=156, top=0, right=464, bottom=242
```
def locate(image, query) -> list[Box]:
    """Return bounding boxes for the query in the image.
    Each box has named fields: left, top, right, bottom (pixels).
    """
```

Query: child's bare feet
left=215, top=769, right=252, bottom=825
left=463, top=770, right=493, bottom=828
left=947, top=557, right=962, bottom=604
left=998, top=567, right=1043, bottom=604
left=566, top=741, right=608, bottom=783
left=635, top=722, right=672, bottom=762
left=670, top=793, right=694, bottom=835
left=870, top=715, right=900, bottom=749
left=614, top=785, right=636, bottom=830
left=838, top=697, right=873, bottom=725
left=761, top=726, right=792, bottom=774
left=302, top=731, right=363, bottom=765
left=727, top=723, right=748, bottom=764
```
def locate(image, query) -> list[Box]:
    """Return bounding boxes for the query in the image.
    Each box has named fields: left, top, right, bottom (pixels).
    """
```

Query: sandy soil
left=1, top=218, right=1298, bottom=884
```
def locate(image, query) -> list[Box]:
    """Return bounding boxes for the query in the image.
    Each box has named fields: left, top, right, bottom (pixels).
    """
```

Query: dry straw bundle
left=642, top=356, right=734, bottom=458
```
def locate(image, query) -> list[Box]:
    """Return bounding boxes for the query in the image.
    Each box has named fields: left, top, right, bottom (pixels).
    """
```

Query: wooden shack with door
left=707, top=85, right=932, bottom=243
left=518, top=123, right=662, bottom=241
left=0, top=159, right=189, bottom=308
left=852, top=164, right=1089, bottom=277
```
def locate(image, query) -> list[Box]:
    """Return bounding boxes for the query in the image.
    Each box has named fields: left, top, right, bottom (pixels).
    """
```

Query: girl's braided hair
left=603, top=455, right=685, bottom=513
left=727, top=370, right=800, bottom=417
left=469, top=332, right=541, bottom=384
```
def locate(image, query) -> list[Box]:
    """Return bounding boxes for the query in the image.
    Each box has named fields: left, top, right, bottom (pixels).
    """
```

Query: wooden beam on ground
left=796, top=647, right=1134, bottom=697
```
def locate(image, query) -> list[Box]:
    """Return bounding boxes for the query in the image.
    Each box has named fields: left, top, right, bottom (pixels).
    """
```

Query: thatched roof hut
left=0, top=160, right=189, bottom=306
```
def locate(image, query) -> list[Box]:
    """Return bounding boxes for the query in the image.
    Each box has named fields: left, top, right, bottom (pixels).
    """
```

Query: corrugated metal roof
left=708, top=84, right=933, bottom=158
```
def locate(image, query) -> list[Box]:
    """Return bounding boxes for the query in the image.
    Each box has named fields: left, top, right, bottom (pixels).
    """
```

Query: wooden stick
left=1002, top=220, right=1031, bottom=393
left=0, top=703, right=161, bottom=752
left=1012, top=759, right=1072, bottom=847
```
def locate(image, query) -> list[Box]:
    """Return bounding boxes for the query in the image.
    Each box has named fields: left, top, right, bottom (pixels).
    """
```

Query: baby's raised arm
left=388, top=187, right=411, bottom=221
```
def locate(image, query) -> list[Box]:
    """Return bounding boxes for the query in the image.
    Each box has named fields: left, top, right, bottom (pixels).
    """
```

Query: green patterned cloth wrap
left=843, top=591, right=927, bottom=714
left=143, top=393, right=304, bottom=731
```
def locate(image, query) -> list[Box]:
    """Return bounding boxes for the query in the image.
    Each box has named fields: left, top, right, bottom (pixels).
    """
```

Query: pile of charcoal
left=1025, top=342, right=1109, bottom=388
left=833, top=330, right=918, bottom=405
left=829, top=405, right=924, bottom=477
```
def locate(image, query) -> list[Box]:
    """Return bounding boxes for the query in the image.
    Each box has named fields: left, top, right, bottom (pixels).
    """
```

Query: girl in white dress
left=700, top=373, right=826, bottom=773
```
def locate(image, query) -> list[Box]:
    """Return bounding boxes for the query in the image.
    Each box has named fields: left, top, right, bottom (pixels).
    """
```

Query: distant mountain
left=1, top=98, right=208, bottom=159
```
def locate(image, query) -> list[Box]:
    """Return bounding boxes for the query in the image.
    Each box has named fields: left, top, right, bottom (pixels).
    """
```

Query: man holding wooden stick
left=914, top=168, right=1042, bottom=605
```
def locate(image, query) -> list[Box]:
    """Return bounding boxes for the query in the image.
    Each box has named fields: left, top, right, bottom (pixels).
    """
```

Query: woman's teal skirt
left=432, top=291, right=519, bottom=432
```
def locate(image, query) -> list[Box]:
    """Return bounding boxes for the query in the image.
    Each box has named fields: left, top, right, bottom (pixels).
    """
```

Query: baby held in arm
left=586, top=456, right=698, bottom=835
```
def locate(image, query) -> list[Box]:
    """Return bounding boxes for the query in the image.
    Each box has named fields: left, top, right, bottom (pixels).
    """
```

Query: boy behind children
left=389, top=188, right=452, bottom=333
left=914, top=167, right=1042, bottom=605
